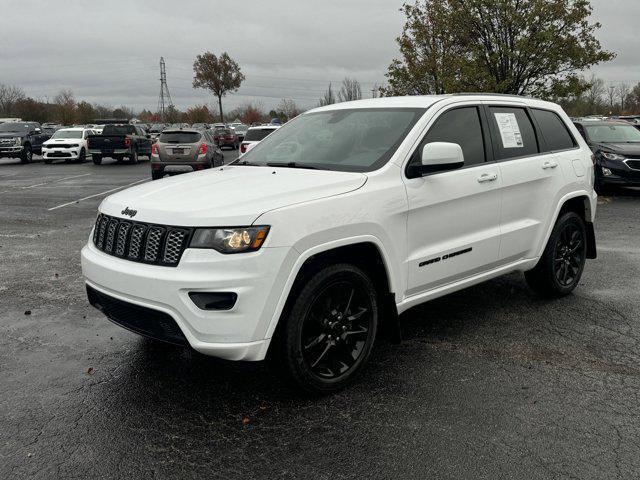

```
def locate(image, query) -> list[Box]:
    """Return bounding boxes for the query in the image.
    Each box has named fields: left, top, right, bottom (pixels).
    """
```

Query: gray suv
left=150, top=129, right=224, bottom=180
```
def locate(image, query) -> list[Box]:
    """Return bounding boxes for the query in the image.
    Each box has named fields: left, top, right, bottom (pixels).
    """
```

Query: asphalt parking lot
left=1, top=155, right=640, bottom=479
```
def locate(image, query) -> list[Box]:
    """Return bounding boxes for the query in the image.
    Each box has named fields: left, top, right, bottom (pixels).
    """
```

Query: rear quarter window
left=532, top=109, right=576, bottom=151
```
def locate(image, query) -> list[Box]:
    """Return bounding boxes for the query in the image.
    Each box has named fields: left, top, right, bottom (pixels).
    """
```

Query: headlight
left=189, top=226, right=270, bottom=253
left=14, top=137, right=21, bottom=146
left=601, top=152, right=625, bottom=161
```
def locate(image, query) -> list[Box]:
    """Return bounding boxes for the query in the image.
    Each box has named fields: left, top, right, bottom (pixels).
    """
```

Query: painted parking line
left=22, top=173, right=92, bottom=189
left=47, top=178, right=148, bottom=211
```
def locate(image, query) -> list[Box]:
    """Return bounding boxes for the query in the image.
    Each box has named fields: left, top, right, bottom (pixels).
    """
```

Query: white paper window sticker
left=494, top=112, right=523, bottom=148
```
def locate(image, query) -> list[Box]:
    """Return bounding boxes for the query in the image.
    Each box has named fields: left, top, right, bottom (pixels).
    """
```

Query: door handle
left=477, top=173, right=498, bottom=183
left=542, top=161, right=558, bottom=169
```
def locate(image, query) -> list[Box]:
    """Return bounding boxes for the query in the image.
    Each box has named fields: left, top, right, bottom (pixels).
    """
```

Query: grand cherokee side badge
left=419, top=247, right=472, bottom=267
left=121, top=207, right=137, bottom=218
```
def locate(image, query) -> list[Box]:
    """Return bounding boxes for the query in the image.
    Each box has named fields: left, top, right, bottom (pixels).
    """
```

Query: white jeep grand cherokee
left=82, top=95, right=597, bottom=393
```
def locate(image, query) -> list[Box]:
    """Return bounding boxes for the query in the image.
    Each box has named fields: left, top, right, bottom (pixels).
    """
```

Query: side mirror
left=409, top=142, right=464, bottom=177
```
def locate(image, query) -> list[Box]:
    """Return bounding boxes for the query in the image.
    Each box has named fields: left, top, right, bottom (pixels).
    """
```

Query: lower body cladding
left=81, top=241, right=297, bottom=361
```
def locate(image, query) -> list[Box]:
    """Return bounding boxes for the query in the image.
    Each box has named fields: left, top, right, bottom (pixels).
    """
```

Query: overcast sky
left=1, top=0, right=639, bottom=113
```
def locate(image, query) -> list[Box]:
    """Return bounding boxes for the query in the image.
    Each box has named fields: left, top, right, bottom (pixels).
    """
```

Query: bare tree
left=585, top=76, right=605, bottom=111
left=606, top=84, right=617, bottom=110
left=54, top=90, right=76, bottom=125
left=0, top=84, right=25, bottom=116
left=617, top=82, right=631, bottom=113
left=318, top=83, right=335, bottom=107
left=338, top=77, right=362, bottom=102
left=277, top=98, right=299, bottom=120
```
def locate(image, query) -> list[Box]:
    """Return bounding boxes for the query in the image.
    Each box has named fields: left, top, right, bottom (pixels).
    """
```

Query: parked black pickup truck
left=87, top=124, right=152, bottom=165
left=0, top=122, right=51, bottom=163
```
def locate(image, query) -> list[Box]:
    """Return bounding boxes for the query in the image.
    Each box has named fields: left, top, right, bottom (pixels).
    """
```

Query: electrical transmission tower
left=157, top=57, right=174, bottom=121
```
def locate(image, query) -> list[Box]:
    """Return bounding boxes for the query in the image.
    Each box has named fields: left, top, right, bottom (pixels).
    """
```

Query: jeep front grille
left=92, top=214, right=192, bottom=266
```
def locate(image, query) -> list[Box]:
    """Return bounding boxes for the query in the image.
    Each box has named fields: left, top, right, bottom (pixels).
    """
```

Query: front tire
left=525, top=211, right=587, bottom=298
left=20, top=145, right=32, bottom=164
left=78, top=148, right=86, bottom=163
left=271, top=263, right=378, bottom=394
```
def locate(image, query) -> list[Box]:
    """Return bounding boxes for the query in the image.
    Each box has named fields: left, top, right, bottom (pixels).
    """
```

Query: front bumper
left=0, top=146, right=23, bottom=155
left=81, top=239, right=297, bottom=360
left=43, top=148, right=80, bottom=160
left=595, top=161, right=640, bottom=187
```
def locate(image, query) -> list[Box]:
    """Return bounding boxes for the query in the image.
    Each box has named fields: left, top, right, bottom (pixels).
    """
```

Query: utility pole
left=371, top=83, right=378, bottom=98
left=157, top=57, right=174, bottom=121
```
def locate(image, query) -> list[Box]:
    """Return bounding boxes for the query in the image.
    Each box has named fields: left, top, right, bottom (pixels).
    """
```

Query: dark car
left=213, top=128, right=239, bottom=149
left=87, top=123, right=153, bottom=165
left=150, top=129, right=224, bottom=180
left=574, top=120, right=640, bottom=192
left=0, top=122, right=51, bottom=163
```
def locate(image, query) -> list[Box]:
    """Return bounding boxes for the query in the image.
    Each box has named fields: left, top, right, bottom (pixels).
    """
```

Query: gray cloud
left=0, top=0, right=637, bottom=112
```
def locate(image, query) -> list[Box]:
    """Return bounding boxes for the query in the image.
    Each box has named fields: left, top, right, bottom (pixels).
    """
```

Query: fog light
left=189, top=292, right=237, bottom=310
left=602, top=167, right=612, bottom=176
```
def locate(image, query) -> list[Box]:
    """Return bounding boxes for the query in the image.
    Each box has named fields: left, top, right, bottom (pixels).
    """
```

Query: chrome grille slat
left=92, top=214, right=190, bottom=267
left=144, top=227, right=165, bottom=262
left=115, top=222, right=131, bottom=256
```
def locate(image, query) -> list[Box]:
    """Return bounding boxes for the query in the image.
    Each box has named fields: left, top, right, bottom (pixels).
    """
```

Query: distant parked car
left=42, top=127, right=94, bottom=164
left=231, top=123, right=249, bottom=141
left=239, top=125, right=280, bottom=156
left=87, top=124, right=152, bottom=165
left=574, top=120, right=640, bottom=192
left=213, top=128, right=239, bottom=149
left=0, top=122, right=50, bottom=163
left=150, top=128, right=224, bottom=180
left=148, top=124, right=165, bottom=139
left=169, top=123, right=189, bottom=129
left=191, top=123, right=210, bottom=130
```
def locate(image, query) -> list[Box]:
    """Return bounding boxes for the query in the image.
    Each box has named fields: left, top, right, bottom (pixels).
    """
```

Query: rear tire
left=270, top=263, right=379, bottom=394
left=92, top=155, right=102, bottom=165
left=130, top=150, right=139, bottom=164
left=525, top=212, right=587, bottom=298
left=151, top=170, right=164, bottom=180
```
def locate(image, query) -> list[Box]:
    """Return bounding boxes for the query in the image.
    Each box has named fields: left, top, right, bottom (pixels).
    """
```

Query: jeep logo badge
left=121, top=207, right=137, bottom=218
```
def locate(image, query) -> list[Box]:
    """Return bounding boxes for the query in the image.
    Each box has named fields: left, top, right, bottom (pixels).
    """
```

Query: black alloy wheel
left=301, top=280, right=374, bottom=380
left=525, top=211, right=587, bottom=297
left=21, top=145, right=32, bottom=164
left=272, top=263, right=378, bottom=393
left=553, top=222, right=585, bottom=287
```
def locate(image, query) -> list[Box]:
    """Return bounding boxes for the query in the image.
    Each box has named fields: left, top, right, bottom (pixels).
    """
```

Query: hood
left=44, top=138, right=81, bottom=145
left=100, top=166, right=368, bottom=226
left=593, top=142, right=640, bottom=156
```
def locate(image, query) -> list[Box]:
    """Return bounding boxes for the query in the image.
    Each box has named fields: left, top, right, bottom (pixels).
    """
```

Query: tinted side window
left=488, top=107, right=538, bottom=160
left=409, top=106, right=486, bottom=169
left=532, top=109, right=576, bottom=151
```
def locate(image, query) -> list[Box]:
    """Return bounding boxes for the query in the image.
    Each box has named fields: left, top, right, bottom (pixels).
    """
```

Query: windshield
left=0, top=122, right=29, bottom=133
left=585, top=124, right=640, bottom=143
left=234, top=108, right=425, bottom=172
left=159, top=132, right=201, bottom=144
left=51, top=130, right=83, bottom=139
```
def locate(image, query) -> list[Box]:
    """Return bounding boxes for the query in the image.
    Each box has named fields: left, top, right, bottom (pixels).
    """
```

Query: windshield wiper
left=266, top=162, right=318, bottom=169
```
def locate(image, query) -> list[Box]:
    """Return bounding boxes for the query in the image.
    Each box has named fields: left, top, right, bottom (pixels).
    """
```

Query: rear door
left=403, top=104, right=502, bottom=296
left=488, top=104, right=569, bottom=261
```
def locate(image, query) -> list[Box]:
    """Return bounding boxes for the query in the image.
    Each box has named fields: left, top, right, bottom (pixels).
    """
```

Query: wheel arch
left=263, top=236, right=401, bottom=348
left=542, top=191, right=597, bottom=260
